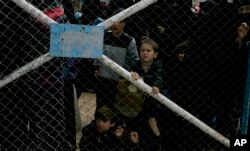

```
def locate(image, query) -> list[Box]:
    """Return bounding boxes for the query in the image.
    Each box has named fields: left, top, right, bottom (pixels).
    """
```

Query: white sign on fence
left=50, top=24, right=104, bottom=58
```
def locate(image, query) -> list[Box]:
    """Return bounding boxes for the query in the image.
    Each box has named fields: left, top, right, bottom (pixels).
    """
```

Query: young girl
left=130, top=38, right=163, bottom=137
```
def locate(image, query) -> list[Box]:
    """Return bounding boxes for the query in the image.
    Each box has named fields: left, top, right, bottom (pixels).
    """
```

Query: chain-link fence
left=1, top=0, right=250, bottom=151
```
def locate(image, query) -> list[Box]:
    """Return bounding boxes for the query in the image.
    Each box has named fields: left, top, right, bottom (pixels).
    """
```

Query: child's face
left=140, top=43, right=158, bottom=62
left=96, top=119, right=113, bottom=132
left=111, top=21, right=125, bottom=36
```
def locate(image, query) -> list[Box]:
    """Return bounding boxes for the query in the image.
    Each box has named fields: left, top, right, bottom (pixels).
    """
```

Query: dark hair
left=141, top=38, right=159, bottom=52
left=95, top=106, right=116, bottom=122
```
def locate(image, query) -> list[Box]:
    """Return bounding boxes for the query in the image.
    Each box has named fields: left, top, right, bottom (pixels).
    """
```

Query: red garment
left=37, top=7, right=64, bottom=28
left=44, top=7, right=64, bottom=20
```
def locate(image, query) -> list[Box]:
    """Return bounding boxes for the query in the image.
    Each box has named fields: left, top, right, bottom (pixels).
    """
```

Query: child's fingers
left=141, top=36, right=148, bottom=41
left=156, top=26, right=165, bottom=33
left=94, top=70, right=99, bottom=78
left=115, top=126, right=124, bottom=137
left=116, top=126, right=123, bottom=132
left=152, top=86, right=159, bottom=94
left=130, top=131, right=139, bottom=143
left=131, top=72, right=139, bottom=80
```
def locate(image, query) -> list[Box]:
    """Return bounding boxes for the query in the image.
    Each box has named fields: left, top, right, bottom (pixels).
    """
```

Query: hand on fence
left=140, top=36, right=149, bottom=41
left=130, top=131, right=139, bottom=144
left=94, top=69, right=100, bottom=78
left=156, top=25, right=165, bottom=34
left=152, top=86, right=159, bottom=95
left=115, top=126, right=124, bottom=137
left=237, top=22, right=249, bottom=45
left=131, top=72, right=140, bottom=80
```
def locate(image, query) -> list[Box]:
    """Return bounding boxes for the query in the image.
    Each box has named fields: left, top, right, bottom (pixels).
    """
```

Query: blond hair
left=141, top=38, right=159, bottom=52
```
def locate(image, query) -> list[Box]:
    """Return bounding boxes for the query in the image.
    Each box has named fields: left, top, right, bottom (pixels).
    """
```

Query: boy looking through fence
left=130, top=38, right=163, bottom=137
left=94, top=8, right=139, bottom=110
left=78, top=105, right=141, bottom=150
left=79, top=105, right=118, bottom=150
left=111, top=38, right=164, bottom=150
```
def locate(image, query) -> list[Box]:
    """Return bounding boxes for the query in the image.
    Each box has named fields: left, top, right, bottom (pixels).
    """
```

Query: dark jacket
left=131, top=59, right=164, bottom=89
left=79, top=121, right=143, bottom=150
left=79, top=122, right=119, bottom=150
left=130, top=59, right=164, bottom=118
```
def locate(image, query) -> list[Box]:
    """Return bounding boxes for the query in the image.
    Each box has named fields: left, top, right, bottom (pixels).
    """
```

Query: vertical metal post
left=241, top=46, right=250, bottom=135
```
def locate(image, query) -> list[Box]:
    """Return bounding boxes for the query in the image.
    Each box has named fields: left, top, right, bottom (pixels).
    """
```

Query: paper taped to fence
left=78, top=92, right=96, bottom=127
left=50, top=24, right=104, bottom=58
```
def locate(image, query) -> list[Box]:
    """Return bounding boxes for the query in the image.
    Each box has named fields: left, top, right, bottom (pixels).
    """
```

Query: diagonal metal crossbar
left=3, top=0, right=230, bottom=148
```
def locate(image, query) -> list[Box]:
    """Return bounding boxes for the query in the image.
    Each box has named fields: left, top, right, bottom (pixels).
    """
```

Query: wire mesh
left=1, top=0, right=250, bottom=151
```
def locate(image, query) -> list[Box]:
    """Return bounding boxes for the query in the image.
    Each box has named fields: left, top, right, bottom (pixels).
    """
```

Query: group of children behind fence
left=79, top=37, right=165, bottom=150
left=58, top=1, right=168, bottom=149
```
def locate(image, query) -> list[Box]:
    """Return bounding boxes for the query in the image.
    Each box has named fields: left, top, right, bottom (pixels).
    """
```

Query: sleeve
left=63, top=58, right=78, bottom=79
left=153, top=60, right=164, bottom=89
left=93, top=58, right=100, bottom=69
left=130, top=61, right=139, bottom=72
left=124, top=38, right=139, bottom=71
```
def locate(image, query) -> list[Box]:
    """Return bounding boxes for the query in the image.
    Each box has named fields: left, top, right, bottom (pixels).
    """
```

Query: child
left=130, top=38, right=164, bottom=137
left=79, top=106, right=140, bottom=150
left=94, top=12, right=139, bottom=110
